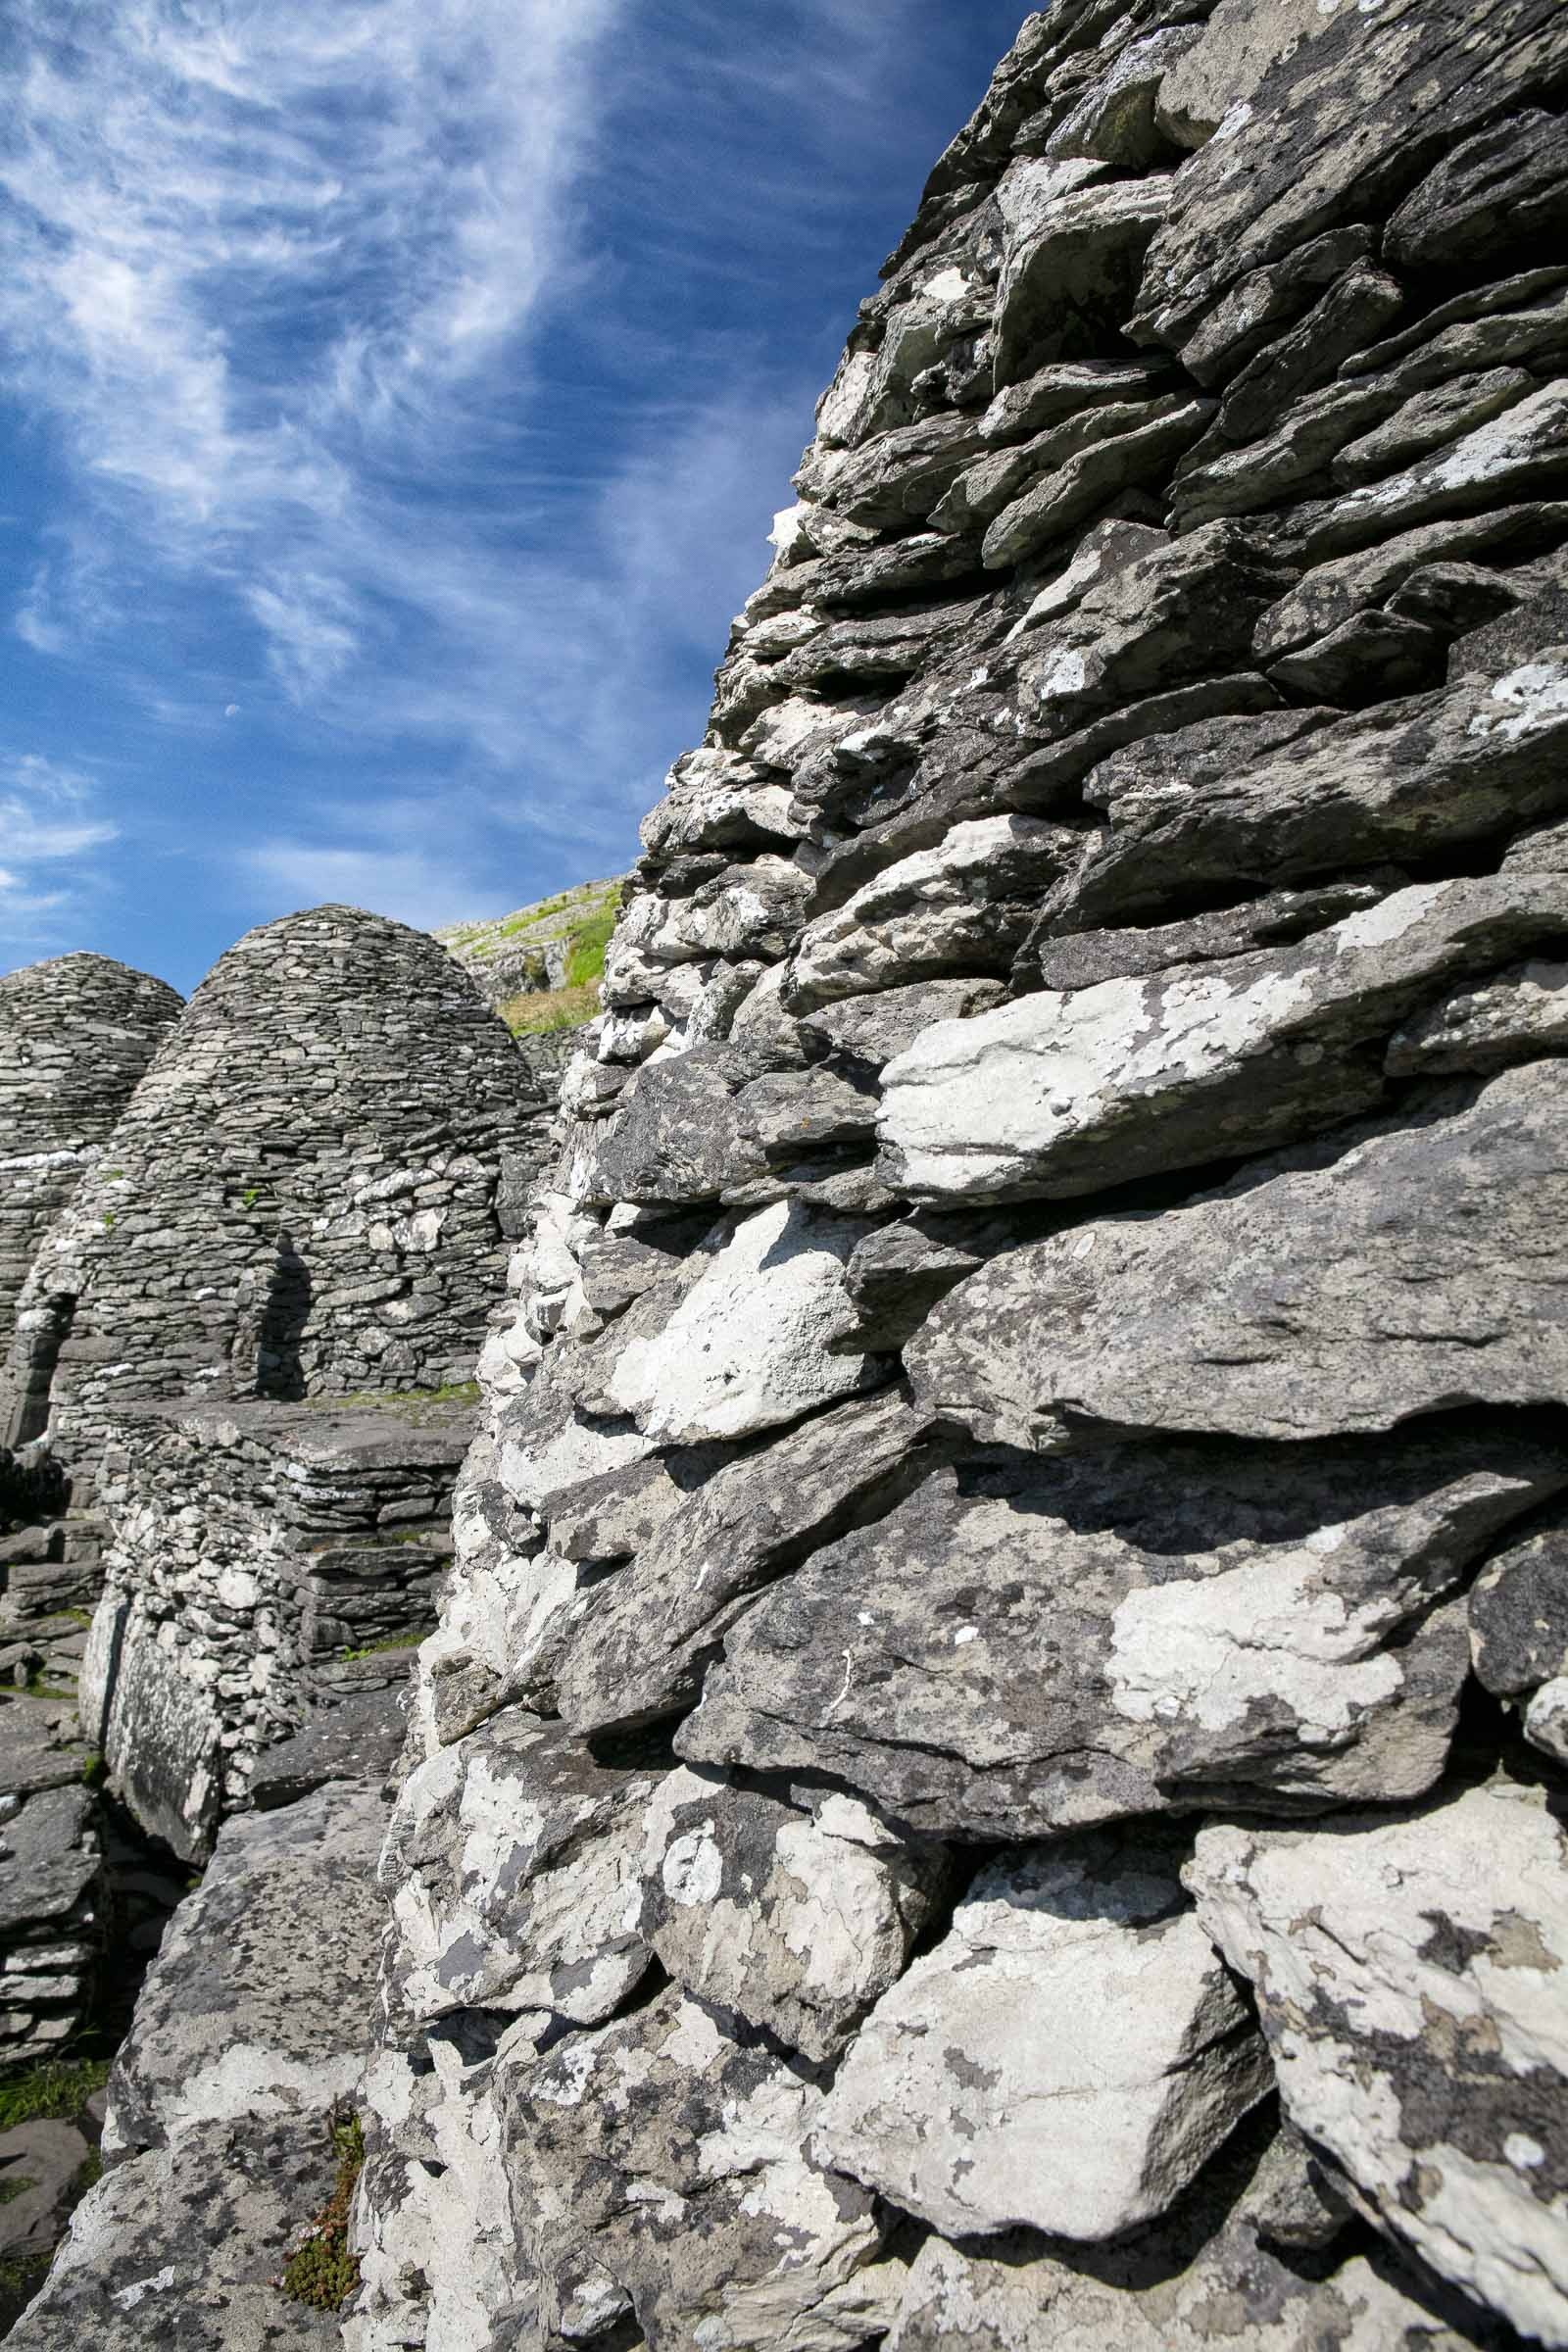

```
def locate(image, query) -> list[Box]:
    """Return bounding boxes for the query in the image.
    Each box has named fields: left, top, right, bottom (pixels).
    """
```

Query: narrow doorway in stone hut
left=231, top=1235, right=313, bottom=1399
left=4, top=1289, right=76, bottom=1448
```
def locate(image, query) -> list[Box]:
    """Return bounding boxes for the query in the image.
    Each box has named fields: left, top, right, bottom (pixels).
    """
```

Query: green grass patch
left=298, top=1381, right=479, bottom=1415
left=0, top=2056, right=111, bottom=2133
left=338, top=1634, right=424, bottom=1662
left=0, top=2249, right=51, bottom=2318
left=279, top=2116, right=364, bottom=2314
left=564, top=904, right=617, bottom=990
left=501, top=981, right=599, bottom=1037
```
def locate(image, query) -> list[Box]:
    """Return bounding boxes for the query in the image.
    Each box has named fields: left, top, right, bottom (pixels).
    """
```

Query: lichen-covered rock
left=379, top=1712, right=659, bottom=2030
left=879, top=873, right=1568, bottom=1202
left=102, top=1782, right=388, bottom=2157
left=682, top=1428, right=1564, bottom=1838
left=639, top=1769, right=945, bottom=2064
left=5, top=2112, right=344, bottom=2351
left=886, top=2221, right=1505, bottom=2351
left=555, top=1386, right=943, bottom=1736
left=504, top=1985, right=893, bottom=2350
left=814, top=1830, right=1269, bottom=2243
left=1187, top=1780, right=1568, bottom=2344
left=908, top=1062, right=1568, bottom=1447
left=605, top=1199, right=876, bottom=1442
left=1059, top=656, right=1568, bottom=930
left=346, top=2031, right=528, bottom=2352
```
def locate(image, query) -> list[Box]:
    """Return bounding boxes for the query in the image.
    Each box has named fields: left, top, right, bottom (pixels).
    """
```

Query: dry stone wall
left=81, top=1397, right=472, bottom=1861
left=356, top=5, right=1568, bottom=2349
left=0, top=955, right=181, bottom=1420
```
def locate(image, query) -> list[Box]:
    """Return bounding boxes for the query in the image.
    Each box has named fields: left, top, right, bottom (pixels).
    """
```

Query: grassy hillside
left=437, top=877, right=624, bottom=1037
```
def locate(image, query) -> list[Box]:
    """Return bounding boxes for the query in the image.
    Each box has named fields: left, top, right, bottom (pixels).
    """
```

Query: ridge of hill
left=436, top=875, right=624, bottom=1035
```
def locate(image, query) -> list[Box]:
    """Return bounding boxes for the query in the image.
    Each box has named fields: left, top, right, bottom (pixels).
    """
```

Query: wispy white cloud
left=0, top=0, right=622, bottom=689
left=242, top=833, right=500, bottom=936
left=0, top=755, right=119, bottom=959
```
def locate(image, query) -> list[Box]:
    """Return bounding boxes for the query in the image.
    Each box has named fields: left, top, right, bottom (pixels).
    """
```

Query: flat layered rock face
left=69, top=5, right=1568, bottom=2348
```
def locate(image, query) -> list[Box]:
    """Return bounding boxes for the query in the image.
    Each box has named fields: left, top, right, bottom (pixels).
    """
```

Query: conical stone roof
left=0, top=953, right=182, bottom=1357
left=11, top=906, right=543, bottom=1445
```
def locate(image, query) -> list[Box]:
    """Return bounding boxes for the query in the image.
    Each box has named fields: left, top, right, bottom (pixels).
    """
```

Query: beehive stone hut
left=0, top=955, right=181, bottom=1399
left=6, top=905, right=544, bottom=1452
left=16, top=5, right=1568, bottom=2349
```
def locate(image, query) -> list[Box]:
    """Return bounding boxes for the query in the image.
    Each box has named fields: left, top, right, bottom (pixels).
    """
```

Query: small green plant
left=0, top=2055, right=111, bottom=2135
left=278, top=2115, right=364, bottom=2314
left=0, top=2174, right=35, bottom=2207
left=101, top=1211, right=115, bottom=1231
left=80, top=1752, right=106, bottom=1789
left=241, top=1186, right=262, bottom=1208
left=339, top=1633, right=424, bottom=1662
left=0, top=2251, right=51, bottom=2314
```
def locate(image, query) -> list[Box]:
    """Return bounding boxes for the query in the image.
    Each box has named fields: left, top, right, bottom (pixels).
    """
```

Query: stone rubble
left=11, top=2, right=1568, bottom=2348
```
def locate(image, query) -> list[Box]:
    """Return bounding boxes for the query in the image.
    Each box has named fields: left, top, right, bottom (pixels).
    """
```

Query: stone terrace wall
left=356, top=6, right=1568, bottom=2350
left=0, top=955, right=181, bottom=1396
left=81, top=1398, right=470, bottom=1859
left=4, top=905, right=544, bottom=1455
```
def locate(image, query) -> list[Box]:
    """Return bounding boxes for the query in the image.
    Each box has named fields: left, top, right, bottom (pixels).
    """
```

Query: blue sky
left=0, top=0, right=1027, bottom=993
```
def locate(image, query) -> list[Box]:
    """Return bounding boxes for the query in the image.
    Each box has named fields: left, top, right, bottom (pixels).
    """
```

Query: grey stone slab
left=503, top=1984, right=890, bottom=2352
left=103, top=1783, right=387, bottom=2157
left=380, top=1710, right=659, bottom=2029
left=879, top=873, right=1568, bottom=1204
left=639, top=1769, right=945, bottom=2064
left=1187, top=1780, right=1568, bottom=2343
left=906, top=1061, right=1568, bottom=1448
left=681, top=1426, right=1562, bottom=1838
left=815, top=1831, right=1269, bottom=2242
left=249, top=1687, right=407, bottom=1812
left=555, top=1389, right=942, bottom=1737
left=1063, top=656, right=1568, bottom=929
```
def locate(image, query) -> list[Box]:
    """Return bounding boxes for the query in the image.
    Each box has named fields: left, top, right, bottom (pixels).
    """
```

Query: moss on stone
left=278, top=2114, right=364, bottom=2314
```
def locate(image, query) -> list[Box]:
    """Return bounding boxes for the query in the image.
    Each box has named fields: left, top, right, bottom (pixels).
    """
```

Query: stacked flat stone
left=6, top=905, right=543, bottom=1451
left=0, top=955, right=181, bottom=1383
left=344, top=7, right=1568, bottom=2351
left=0, top=1718, right=102, bottom=2074
left=82, top=1398, right=469, bottom=1860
